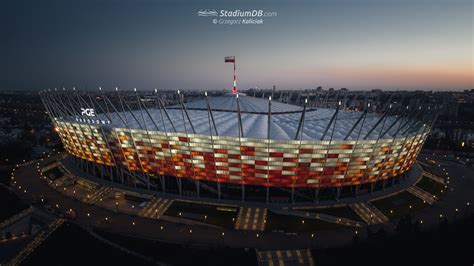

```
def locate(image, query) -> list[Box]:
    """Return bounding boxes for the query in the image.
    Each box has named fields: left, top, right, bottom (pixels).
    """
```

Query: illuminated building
left=40, top=89, right=436, bottom=202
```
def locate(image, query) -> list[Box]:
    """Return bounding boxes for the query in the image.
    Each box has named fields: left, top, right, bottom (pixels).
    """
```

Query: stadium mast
left=225, top=56, right=237, bottom=93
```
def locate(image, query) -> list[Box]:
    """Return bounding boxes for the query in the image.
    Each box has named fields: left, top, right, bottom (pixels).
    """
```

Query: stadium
left=39, top=87, right=437, bottom=204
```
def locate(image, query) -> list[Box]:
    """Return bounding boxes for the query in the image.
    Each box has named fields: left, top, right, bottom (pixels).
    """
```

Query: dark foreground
left=19, top=212, right=474, bottom=266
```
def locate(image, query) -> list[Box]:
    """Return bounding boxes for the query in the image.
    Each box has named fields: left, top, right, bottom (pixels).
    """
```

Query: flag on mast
left=225, top=56, right=235, bottom=63
left=225, top=56, right=237, bottom=93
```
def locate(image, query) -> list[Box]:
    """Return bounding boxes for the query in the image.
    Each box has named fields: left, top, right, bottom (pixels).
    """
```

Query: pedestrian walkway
left=234, top=207, right=267, bottom=231
left=256, top=249, right=314, bottom=266
left=6, top=219, right=64, bottom=266
left=138, top=197, right=172, bottom=219
left=350, top=202, right=389, bottom=225
left=83, top=186, right=114, bottom=204
left=407, top=186, right=436, bottom=204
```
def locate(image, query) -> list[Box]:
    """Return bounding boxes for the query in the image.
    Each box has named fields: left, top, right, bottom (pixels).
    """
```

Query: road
left=9, top=152, right=473, bottom=250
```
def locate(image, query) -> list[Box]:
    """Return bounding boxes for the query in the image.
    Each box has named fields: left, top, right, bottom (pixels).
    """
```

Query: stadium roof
left=97, top=94, right=421, bottom=141
left=169, top=93, right=303, bottom=114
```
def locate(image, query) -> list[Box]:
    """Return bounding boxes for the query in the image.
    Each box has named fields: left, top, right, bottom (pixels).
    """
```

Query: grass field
left=23, top=223, right=149, bottom=265
left=95, top=229, right=257, bottom=266
left=42, top=167, right=64, bottom=181
left=416, top=176, right=445, bottom=198
left=265, top=210, right=350, bottom=232
left=164, top=201, right=238, bottom=229
left=302, top=206, right=364, bottom=223
left=0, top=185, right=29, bottom=223
left=371, top=191, right=428, bottom=219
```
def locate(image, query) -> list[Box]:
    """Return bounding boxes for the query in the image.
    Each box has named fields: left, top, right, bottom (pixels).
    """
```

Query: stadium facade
left=40, top=89, right=437, bottom=203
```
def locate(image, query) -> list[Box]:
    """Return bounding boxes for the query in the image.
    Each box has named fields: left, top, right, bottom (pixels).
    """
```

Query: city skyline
left=1, top=0, right=472, bottom=91
left=1, top=1, right=474, bottom=265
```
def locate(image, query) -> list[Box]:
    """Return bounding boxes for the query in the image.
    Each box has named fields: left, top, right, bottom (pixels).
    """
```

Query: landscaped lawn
left=416, top=176, right=445, bottom=198
left=302, top=206, right=364, bottom=223
left=164, top=200, right=238, bottom=229
left=371, top=191, right=427, bottom=219
left=265, top=210, right=350, bottom=233
left=95, top=229, right=257, bottom=266
left=42, top=167, right=64, bottom=181
left=419, top=162, right=444, bottom=177
left=0, top=185, right=29, bottom=223
left=23, top=223, right=149, bottom=266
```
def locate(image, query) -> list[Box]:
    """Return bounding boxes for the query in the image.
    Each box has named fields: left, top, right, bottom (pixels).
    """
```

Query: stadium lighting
left=40, top=87, right=435, bottom=204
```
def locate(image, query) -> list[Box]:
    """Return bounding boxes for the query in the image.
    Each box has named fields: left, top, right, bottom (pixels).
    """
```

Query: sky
left=0, top=0, right=472, bottom=91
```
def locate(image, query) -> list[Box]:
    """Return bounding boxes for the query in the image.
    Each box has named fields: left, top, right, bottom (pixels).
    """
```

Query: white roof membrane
left=96, top=94, right=423, bottom=141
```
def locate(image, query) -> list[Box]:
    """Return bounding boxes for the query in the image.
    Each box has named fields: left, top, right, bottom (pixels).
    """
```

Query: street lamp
left=309, top=233, right=315, bottom=247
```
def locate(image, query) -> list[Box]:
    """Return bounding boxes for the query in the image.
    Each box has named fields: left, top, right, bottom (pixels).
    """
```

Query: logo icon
left=81, top=108, right=95, bottom=117
left=197, top=9, right=218, bottom=17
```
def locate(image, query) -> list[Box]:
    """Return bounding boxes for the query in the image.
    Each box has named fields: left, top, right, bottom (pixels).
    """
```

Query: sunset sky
left=0, top=0, right=472, bottom=91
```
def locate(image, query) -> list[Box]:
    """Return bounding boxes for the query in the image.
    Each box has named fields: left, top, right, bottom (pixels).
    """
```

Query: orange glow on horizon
left=310, top=64, right=473, bottom=90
